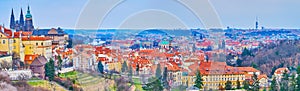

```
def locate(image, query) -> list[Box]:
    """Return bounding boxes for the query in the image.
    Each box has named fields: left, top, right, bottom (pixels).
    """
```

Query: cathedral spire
left=10, top=8, right=15, bottom=29
left=19, top=8, right=24, bottom=30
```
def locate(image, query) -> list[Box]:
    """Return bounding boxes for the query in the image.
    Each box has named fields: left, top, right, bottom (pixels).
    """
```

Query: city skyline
left=0, top=0, right=299, bottom=29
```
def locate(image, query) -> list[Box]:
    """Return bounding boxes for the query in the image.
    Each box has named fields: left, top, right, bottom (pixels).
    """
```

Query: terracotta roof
left=22, top=36, right=51, bottom=41
left=275, top=68, right=289, bottom=74
left=237, top=67, right=260, bottom=73
left=258, top=74, right=268, bottom=80
left=4, top=28, right=12, bottom=37
left=196, top=40, right=213, bottom=47
left=24, top=54, right=38, bottom=65
left=0, top=30, right=11, bottom=38
left=188, top=61, right=246, bottom=76
left=166, top=61, right=181, bottom=72
left=130, top=57, right=152, bottom=69
left=0, top=51, right=9, bottom=55
left=13, top=31, right=32, bottom=38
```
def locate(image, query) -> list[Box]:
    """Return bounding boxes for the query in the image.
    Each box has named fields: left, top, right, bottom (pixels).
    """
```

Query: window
left=36, top=43, right=38, bottom=46
left=13, top=40, right=16, bottom=43
left=3, top=40, right=5, bottom=44
left=41, top=42, right=43, bottom=46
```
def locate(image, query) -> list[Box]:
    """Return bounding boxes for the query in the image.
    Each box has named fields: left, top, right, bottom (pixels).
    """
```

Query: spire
left=11, top=8, right=14, bottom=16
left=255, top=17, right=258, bottom=30
left=10, top=8, right=15, bottom=29
left=26, top=5, right=32, bottom=18
left=19, top=8, right=25, bottom=31
left=27, top=5, right=30, bottom=13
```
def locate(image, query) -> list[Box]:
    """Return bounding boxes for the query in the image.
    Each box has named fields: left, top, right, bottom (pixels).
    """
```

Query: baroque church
left=10, top=6, right=34, bottom=31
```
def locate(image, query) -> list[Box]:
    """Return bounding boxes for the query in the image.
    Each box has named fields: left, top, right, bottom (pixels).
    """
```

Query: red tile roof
left=4, top=28, right=12, bottom=37
left=22, top=36, right=51, bottom=41
left=166, top=61, right=181, bottom=72
left=275, top=68, right=289, bottom=74
left=24, top=54, right=38, bottom=65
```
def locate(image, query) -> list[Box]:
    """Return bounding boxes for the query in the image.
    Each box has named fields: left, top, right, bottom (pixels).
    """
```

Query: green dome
left=25, top=6, right=32, bottom=18
left=26, top=13, right=32, bottom=18
left=160, top=41, right=169, bottom=45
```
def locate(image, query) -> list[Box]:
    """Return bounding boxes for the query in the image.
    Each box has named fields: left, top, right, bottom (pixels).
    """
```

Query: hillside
left=241, top=40, right=300, bottom=76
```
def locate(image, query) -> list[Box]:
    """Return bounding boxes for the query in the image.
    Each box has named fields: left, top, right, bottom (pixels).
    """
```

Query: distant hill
left=241, top=40, right=300, bottom=76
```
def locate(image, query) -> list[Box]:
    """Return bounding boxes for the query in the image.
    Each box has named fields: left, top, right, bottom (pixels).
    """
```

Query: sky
left=0, top=0, right=299, bottom=29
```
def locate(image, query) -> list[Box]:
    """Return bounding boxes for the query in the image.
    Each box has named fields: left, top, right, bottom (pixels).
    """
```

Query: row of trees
left=269, top=66, right=300, bottom=91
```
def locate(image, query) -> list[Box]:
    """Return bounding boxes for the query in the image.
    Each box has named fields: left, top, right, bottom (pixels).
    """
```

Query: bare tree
left=0, top=71, right=17, bottom=91
left=1, top=61, right=12, bottom=70
left=0, top=82, right=17, bottom=91
left=0, top=71, right=11, bottom=83
left=17, top=73, right=30, bottom=80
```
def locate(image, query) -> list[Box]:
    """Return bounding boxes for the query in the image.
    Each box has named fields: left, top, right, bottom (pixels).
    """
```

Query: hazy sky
left=0, top=0, right=299, bottom=29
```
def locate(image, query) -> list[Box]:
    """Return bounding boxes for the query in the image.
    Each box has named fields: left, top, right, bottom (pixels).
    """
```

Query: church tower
left=10, top=9, right=15, bottom=29
left=25, top=5, right=34, bottom=31
left=19, top=8, right=25, bottom=31
left=255, top=17, right=258, bottom=30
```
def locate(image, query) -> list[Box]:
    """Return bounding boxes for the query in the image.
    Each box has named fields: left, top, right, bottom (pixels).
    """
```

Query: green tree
left=296, top=66, right=300, bottom=91
left=162, top=67, right=170, bottom=89
left=128, top=65, right=133, bottom=82
left=263, top=87, right=267, bottom=91
left=225, top=81, right=232, bottom=90
left=45, top=58, right=55, bottom=81
left=251, top=62, right=258, bottom=69
left=57, top=55, right=63, bottom=70
left=236, top=79, right=241, bottom=89
left=270, top=77, right=278, bottom=91
left=251, top=73, right=260, bottom=91
left=242, top=48, right=252, bottom=57
left=98, top=62, right=104, bottom=73
left=136, top=64, right=139, bottom=76
left=155, top=64, right=161, bottom=78
left=194, top=70, right=203, bottom=89
left=280, top=70, right=289, bottom=91
left=121, top=61, right=128, bottom=74
left=243, top=80, right=250, bottom=90
left=142, top=77, right=163, bottom=91
left=290, top=74, right=296, bottom=91
left=236, top=58, right=243, bottom=67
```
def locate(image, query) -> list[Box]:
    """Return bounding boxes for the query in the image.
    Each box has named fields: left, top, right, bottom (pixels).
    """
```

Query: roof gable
left=30, top=56, right=48, bottom=66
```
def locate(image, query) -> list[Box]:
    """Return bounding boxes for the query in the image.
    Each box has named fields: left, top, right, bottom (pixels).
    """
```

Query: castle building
left=10, top=6, right=34, bottom=32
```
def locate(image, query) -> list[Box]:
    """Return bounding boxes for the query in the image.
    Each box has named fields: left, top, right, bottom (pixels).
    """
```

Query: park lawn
left=27, top=80, right=67, bottom=91
left=58, top=71, right=78, bottom=79
left=132, top=78, right=145, bottom=91
left=27, top=80, right=46, bottom=86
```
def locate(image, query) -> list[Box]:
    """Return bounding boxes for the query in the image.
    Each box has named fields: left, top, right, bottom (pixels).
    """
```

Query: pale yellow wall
left=22, top=40, right=52, bottom=59
left=183, top=74, right=245, bottom=90
left=107, top=62, right=122, bottom=72
left=0, top=33, right=13, bottom=54
left=24, top=44, right=34, bottom=55
left=12, top=38, right=25, bottom=62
